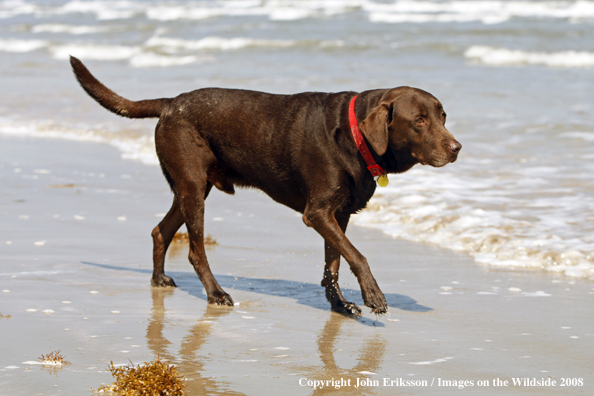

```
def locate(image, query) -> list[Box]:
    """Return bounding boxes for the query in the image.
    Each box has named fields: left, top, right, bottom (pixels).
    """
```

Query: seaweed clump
left=39, top=350, right=67, bottom=365
left=95, top=358, right=186, bottom=395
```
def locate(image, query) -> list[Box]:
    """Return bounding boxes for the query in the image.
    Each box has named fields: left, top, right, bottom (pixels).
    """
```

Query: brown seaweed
left=95, top=357, right=186, bottom=395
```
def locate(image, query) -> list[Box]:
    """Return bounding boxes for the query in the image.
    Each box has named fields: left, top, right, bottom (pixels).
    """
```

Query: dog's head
left=360, top=87, right=461, bottom=168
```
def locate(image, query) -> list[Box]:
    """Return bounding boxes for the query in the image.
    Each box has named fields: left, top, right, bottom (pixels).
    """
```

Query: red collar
left=348, top=95, right=386, bottom=178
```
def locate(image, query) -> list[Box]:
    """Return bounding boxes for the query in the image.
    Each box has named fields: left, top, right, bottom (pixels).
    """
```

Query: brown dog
left=70, top=56, right=461, bottom=315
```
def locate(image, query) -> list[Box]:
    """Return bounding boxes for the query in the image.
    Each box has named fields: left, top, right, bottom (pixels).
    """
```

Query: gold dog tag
left=377, top=174, right=389, bottom=187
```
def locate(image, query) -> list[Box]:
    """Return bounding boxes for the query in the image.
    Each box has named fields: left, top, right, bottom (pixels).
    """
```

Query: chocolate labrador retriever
left=70, top=56, right=461, bottom=315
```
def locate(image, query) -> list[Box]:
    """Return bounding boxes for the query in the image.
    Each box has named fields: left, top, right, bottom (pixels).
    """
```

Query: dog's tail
left=70, top=56, right=171, bottom=119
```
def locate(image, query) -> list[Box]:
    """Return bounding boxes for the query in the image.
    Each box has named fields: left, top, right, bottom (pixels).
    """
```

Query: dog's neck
left=382, top=147, right=419, bottom=174
left=348, top=95, right=387, bottom=179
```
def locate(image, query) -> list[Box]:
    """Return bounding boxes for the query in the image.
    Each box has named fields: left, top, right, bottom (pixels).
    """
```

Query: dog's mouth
left=394, top=137, right=461, bottom=168
left=430, top=156, right=456, bottom=167
left=415, top=148, right=460, bottom=168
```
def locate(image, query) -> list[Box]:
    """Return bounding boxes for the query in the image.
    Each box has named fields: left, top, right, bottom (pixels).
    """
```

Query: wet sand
left=1, top=135, right=593, bottom=395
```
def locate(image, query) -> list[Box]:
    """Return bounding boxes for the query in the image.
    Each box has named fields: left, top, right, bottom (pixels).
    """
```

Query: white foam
left=0, top=118, right=159, bottom=166
left=409, top=357, right=454, bottom=365
left=560, top=132, right=594, bottom=142
left=144, top=1, right=357, bottom=21
left=4, top=0, right=594, bottom=25
left=32, top=24, right=113, bottom=35
left=145, top=6, right=222, bottom=21
left=0, top=39, right=48, bottom=53
left=129, top=53, right=206, bottom=68
left=366, top=0, right=594, bottom=25
left=145, top=36, right=321, bottom=52
left=465, top=46, right=594, bottom=68
left=57, top=0, right=142, bottom=20
left=44, top=35, right=341, bottom=67
left=369, top=12, right=507, bottom=24
left=268, top=7, right=313, bottom=20
left=0, top=0, right=37, bottom=19
left=23, top=360, right=64, bottom=366
left=354, top=166, right=594, bottom=281
left=50, top=43, right=141, bottom=61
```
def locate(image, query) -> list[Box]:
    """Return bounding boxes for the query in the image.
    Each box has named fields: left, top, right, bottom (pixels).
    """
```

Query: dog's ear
left=359, top=103, right=390, bottom=156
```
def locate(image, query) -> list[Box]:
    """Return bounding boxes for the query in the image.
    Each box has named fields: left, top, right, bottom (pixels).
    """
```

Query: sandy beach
left=1, top=134, right=593, bottom=395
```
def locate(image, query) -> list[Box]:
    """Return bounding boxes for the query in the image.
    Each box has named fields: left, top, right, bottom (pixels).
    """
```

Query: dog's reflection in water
left=146, top=287, right=387, bottom=395
left=146, top=287, right=244, bottom=396
left=298, top=314, right=388, bottom=396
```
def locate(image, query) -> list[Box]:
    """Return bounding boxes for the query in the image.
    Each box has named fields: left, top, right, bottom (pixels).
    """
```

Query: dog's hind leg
left=321, top=215, right=363, bottom=315
left=156, top=121, right=233, bottom=306
left=151, top=197, right=184, bottom=287
left=151, top=183, right=214, bottom=288
left=180, top=181, right=233, bottom=305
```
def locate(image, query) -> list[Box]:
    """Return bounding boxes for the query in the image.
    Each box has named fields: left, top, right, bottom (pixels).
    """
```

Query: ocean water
left=1, top=0, right=593, bottom=280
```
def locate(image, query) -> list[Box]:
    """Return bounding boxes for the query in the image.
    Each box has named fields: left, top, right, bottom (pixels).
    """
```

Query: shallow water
left=2, top=136, right=594, bottom=396
left=1, top=0, right=593, bottom=279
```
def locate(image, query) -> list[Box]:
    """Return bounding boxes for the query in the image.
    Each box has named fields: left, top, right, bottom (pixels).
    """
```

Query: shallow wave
left=0, top=38, right=48, bottom=52
left=145, top=35, right=344, bottom=52
left=353, top=167, right=594, bottom=280
left=366, top=0, right=594, bottom=24
left=0, top=118, right=159, bottom=165
left=128, top=53, right=210, bottom=68
left=369, top=12, right=508, bottom=24
left=465, top=45, right=594, bottom=68
left=50, top=43, right=142, bottom=61
left=0, top=0, right=37, bottom=19
left=49, top=42, right=214, bottom=67
left=0, top=35, right=343, bottom=66
left=31, top=24, right=116, bottom=35
left=4, top=0, right=594, bottom=24
left=55, top=0, right=144, bottom=20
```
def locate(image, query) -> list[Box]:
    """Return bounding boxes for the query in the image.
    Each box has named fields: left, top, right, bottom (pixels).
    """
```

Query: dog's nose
left=449, top=141, right=462, bottom=154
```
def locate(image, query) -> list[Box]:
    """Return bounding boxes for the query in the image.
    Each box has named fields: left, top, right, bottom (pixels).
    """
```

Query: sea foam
left=354, top=167, right=594, bottom=280
left=366, top=0, right=594, bottom=24
left=465, top=46, right=594, bottom=68
left=0, top=38, right=48, bottom=52
left=4, top=0, right=594, bottom=25
left=0, top=118, right=159, bottom=166
left=31, top=24, right=114, bottom=35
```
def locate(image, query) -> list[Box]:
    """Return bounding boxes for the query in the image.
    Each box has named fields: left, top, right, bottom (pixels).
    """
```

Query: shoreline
left=1, top=134, right=593, bottom=395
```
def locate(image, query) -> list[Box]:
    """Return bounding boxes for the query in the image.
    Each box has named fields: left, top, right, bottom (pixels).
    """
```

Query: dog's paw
left=208, top=292, right=234, bottom=306
left=151, top=275, right=176, bottom=287
left=333, top=301, right=362, bottom=316
left=370, top=304, right=388, bottom=315
left=363, top=289, right=388, bottom=315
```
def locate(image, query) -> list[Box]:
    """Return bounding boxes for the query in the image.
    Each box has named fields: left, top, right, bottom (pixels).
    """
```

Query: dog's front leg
left=304, top=207, right=388, bottom=314
left=323, top=240, right=366, bottom=316
left=321, top=215, right=363, bottom=315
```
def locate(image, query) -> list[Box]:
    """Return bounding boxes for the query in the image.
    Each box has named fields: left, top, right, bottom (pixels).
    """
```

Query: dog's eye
left=415, top=117, right=425, bottom=124
left=442, top=112, right=447, bottom=120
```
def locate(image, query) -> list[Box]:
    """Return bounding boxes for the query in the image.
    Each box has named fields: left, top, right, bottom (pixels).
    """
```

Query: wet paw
left=363, top=289, right=388, bottom=315
left=333, top=301, right=362, bottom=316
left=151, top=275, right=176, bottom=287
left=208, top=292, right=234, bottom=306
left=370, top=304, right=388, bottom=315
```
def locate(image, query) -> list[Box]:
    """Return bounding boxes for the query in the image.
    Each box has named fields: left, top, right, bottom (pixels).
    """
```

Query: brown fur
left=70, top=56, right=461, bottom=315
